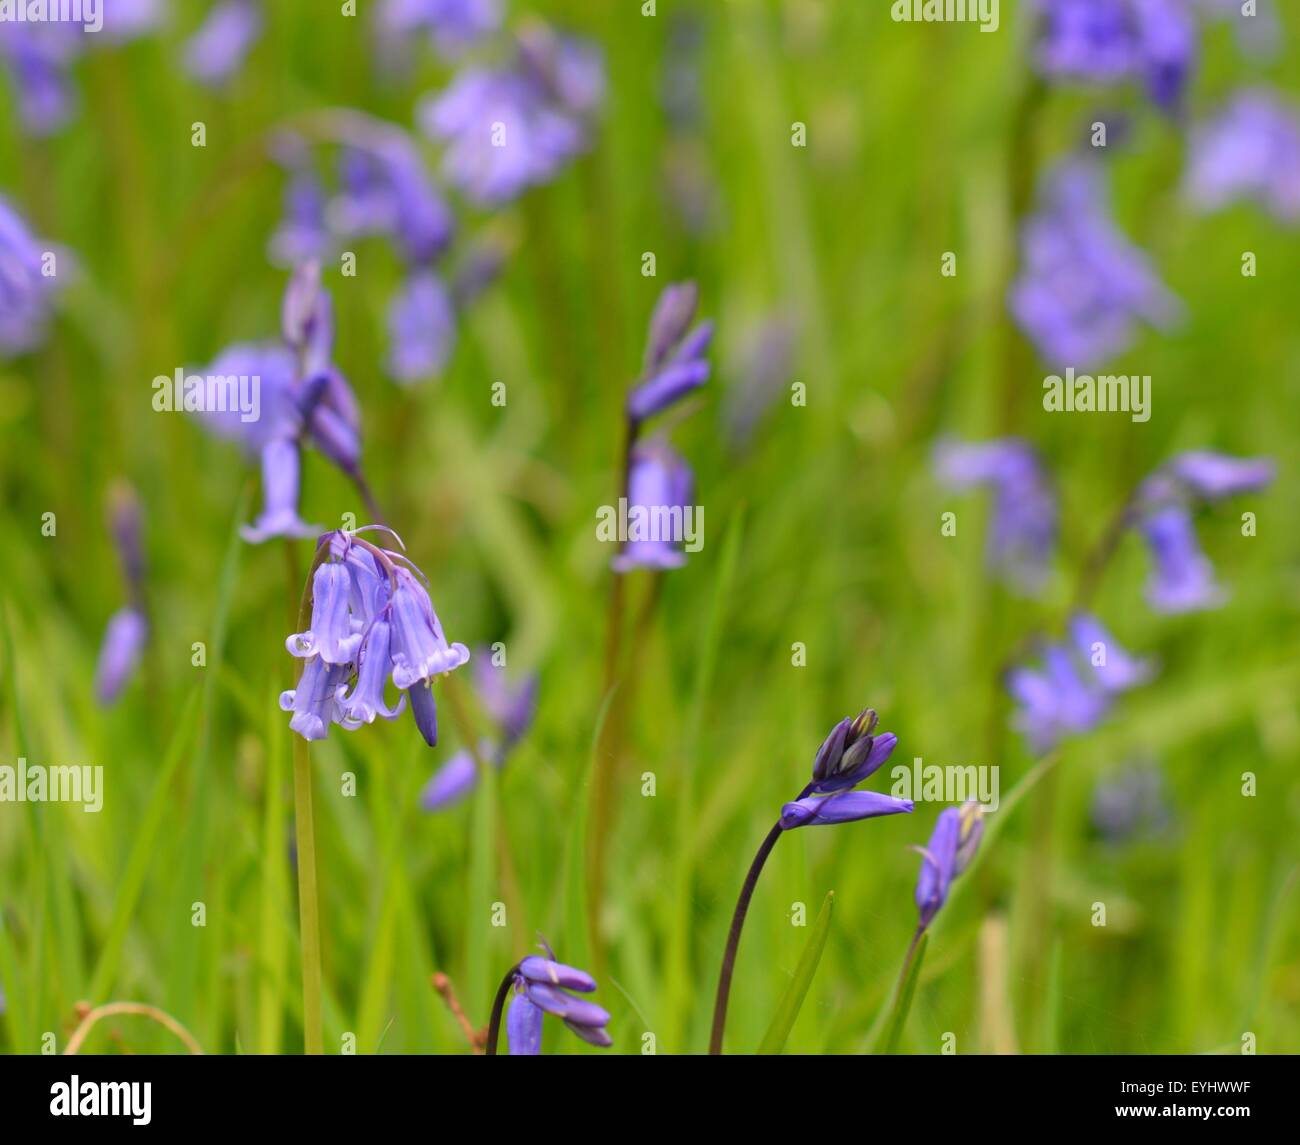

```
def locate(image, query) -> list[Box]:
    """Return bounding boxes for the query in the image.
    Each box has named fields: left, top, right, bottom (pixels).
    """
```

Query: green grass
left=0, top=1, right=1297, bottom=1055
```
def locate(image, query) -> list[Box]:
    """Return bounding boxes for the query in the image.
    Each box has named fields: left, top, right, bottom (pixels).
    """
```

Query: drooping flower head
left=610, top=439, right=695, bottom=573
left=914, top=802, right=985, bottom=928
left=1031, top=0, right=1197, bottom=112
left=934, top=437, right=1058, bottom=595
left=420, top=654, right=538, bottom=811
left=627, top=281, right=713, bottom=423
left=0, top=195, right=67, bottom=357
left=505, top=943, right=611, bottom=1055
left=1133, top=451, right=1274, bottom=613
left=780, top=710, right=913, bottom=830
left=184, top=0, right=263, bottom=88
left=1185, top=90, right=1300, bottom=223
left=280, top=529, right=469, bottom=743
left=419, top=22, right=604, bottom=206
left=1010, top=161, right=1181, bottom=369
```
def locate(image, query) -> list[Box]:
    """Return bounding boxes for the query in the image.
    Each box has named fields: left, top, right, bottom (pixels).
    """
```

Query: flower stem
left=709, top=819, right=785, bottom=1055
left=292, top=731, right=324, bottom=1055
left=485, top=965, right=518, bottom=1056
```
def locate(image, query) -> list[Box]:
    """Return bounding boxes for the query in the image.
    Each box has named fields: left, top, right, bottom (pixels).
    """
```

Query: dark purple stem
left=485, top=964, right=519, bottom=1057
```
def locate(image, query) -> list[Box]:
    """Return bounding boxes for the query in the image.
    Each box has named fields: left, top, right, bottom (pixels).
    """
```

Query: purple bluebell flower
left=1032, top=0, right=1197, bottom=112
left=269, top=169, right=334, bottom=269
left=281, top=530, right=469, bottom=743
left=420, top=656, right=538, bottom=810
left=1007, top=642, right=1112, bottom=754
left=500, top=945, right=611, bottom=1054
left=189, top=341, right=298, bottom=450
left=94, top=607, right=148, bottom=706
left=934, top=437, right=1058, bottom=595
left=0, top=25, right=78, bottom=136
left=1131, top=451, right=1273, bottom=612
left=626, top=281, right=713, bottom=422
left=0, top=195, right=65, bottom=357
left=184, top=0, right=263, bottom=88
left=610, top=441, right=695, bottom=573
left=100, top=0, right=165, bottom=42
left=1010, top=161, right=1181, bottom=369
left=1069, top=613, right=1153, bottom=694
left=419, top=26, right=604, bottom=206
left=1138, top=506, right=1223, bottom=613
left=242, top=438, right=321, bottom=544
left=914, top=802, right=985, bottom=928
left=386, top=271, right=456, bottom=383
left=1091, top=760, right=1172, bottom=843
left=780, top=710, right=913, bottom=830
left=377, top=0, right=501, bottom=58
left=1186, top=90, right=1300, bottom=222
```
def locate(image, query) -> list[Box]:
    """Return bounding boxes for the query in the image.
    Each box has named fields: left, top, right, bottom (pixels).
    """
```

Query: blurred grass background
left=0, top=0, right=1298, bottom=1055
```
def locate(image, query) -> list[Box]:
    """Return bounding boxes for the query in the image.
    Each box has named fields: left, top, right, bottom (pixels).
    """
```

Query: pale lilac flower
left=1165, top=451, right=1276, bottom=499
left=242, top=438, right=320, bottom=544
left=1069, top=613, right=1153, bottom=693
left=934, top=437, right=1058, bottom=594
left=269, top=170, right=334, bottom=268
left=1007, top=643, right=1111, bottom=754
left=419, top=26, right=604, bottom=206
left=1032, top=0, right=1197, bottom=112
left=1139, top=506, right=1224, bottom=612
left=184, top=0, right=262, bottom=88
left=627, top=281, right=713, bottom=423
left=420, top=656, right=537, bottom=810
left=1010, top=161, right=1181, bottom=369
left=386, top=271, right=456, bottom=383
left=0, top=25, right=78, bottom=136
left=1186, top=90, right=1300, bottom=222
left=330, top=141, right=454, bottom=266
left=914, top=802, right=984, bottom=928
left=610, top=440, right=695, bottom=573
left=0, top=195, right=65, bottom=357
left=377, top=0, right=501, bottom=58
left=94, top=607, right=147, bottom=705
left=280, top=531, right=469, bottom=744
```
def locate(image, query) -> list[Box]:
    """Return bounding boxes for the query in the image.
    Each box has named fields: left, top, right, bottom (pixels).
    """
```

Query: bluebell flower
left=1186, top=90, right=1300, bottom=222
left=933, top=437, right=1058, bottom=594
left=386, top=271, right=456, bottom=383
left=610, top=440, right=695, bottom=573
left=1138, top=506, right=1223, bottom=613
left=0, top=195, right=66, bottom=357
left=914, top=802, right=984, bottom=928
left=281, top=531, right=469, bottom=743
left=780, top=710, right=913, bottom=830
left=627, top=281, right=713, bottom=423
left=502, top=946, right=611, bottom=1054
left=1069, top=613, right=1153, bottom=694
left=1032, top=0, right=1197, bottom=112
left=1010, top=161, right=1181, bottom=369
left=420, top=656, right=538, bottom=810
left=269, top=170, right=334, bottom=269
left=1007, top=643, right=1111, bottom=754
left=376, top=0, right=501, bottom=58
left=1091, top=760, right=1172, bottom=843
left=0, top=24, right=77, bottom=136
left=94, top=608, right=148, bottom=706
left=419, top=25, right=604, bottom=206
left=184, top=0, right=263, bottom=88
left=1163, top=450, right=1276, bottom=501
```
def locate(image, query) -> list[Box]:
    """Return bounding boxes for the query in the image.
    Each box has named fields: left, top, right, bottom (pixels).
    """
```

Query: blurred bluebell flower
left=722, top=315, right=797, bottom=449
left=627, top=281, right=713, bottom=422
left=780, top=710, right=912, bottom=830
left=0, top=195, right=66, bottom=357
left=1091, top=760, right=1172, bottom=843
left=419, top=24, right=604, bottom=206
left=269, top=170, right=334, bottom=268
left=1007, top=643, right=1111, bottom=754
left=914, top=802, right=984, bottom=928
left=377, top=0, right=501, bottom=58
left=1186, top=90, right=1300, bottom=222
left=0, top=24, right=77, bottom=136
left=933, top=436, right=1058, bottom=594
left=504, top=946, right=611, bottom=1054
left=420, top=655, right=538, bottom=810
left=242, top=438, right=320, bottom=544
left=610, top=440, right=695, bottom=573
left=184, top=0, right=263, bottom=88
left=1010, top=161, right=1181, bottom=369
left=94, top=608, right=148, bottom=706
left=1032, top=0, right=1197, bottom=112
left=386, top=271, right=456, bottom=383
left=280, top=530, right=469, bottom=743
left=1069, top=613, right=1153, bottom=694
